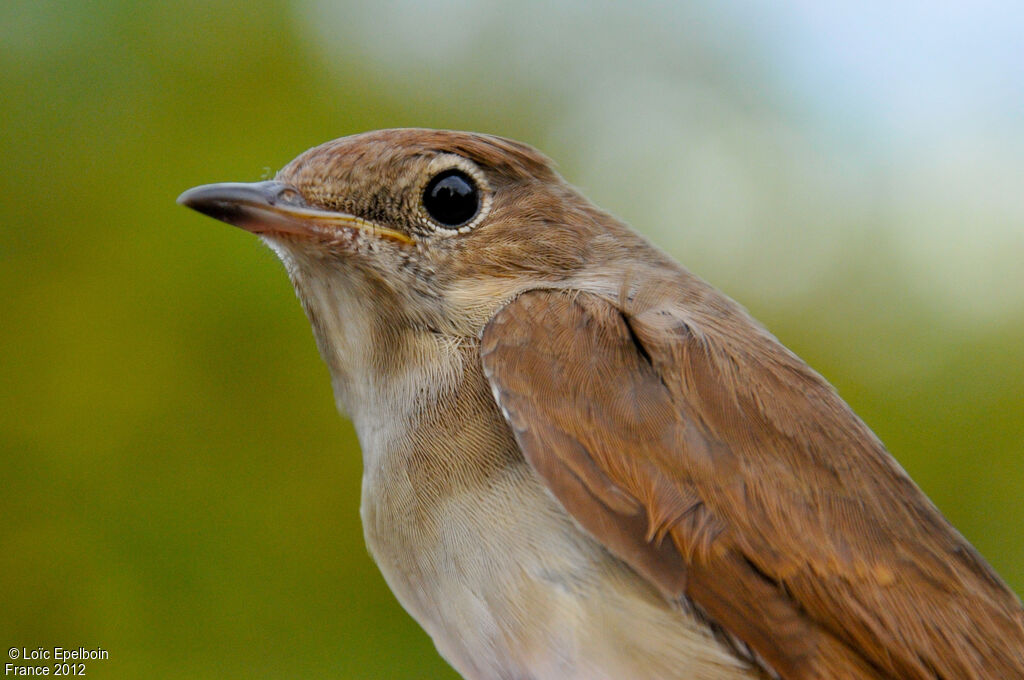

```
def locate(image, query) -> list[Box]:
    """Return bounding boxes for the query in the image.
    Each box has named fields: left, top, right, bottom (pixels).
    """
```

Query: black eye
left=423, top=169, right=480, bottom=228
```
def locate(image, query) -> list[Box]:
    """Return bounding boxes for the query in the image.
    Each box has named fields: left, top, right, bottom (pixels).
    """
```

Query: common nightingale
left=179, top=129, right=1024, bottom=680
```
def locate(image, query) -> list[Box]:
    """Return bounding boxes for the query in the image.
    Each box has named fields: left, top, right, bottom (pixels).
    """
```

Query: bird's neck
left=279, top=250, right=503, bottom=472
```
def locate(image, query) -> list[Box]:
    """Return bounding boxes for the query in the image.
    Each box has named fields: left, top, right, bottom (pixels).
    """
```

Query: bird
left=178, top=129, right=1024, bottom=680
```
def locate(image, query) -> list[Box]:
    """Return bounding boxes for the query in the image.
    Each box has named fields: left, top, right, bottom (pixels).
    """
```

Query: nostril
left=276, top=187, right=304, bottom=206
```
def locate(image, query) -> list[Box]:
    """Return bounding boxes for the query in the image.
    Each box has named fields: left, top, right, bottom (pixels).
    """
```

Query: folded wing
left=480, top=289, right=1024, bottom=680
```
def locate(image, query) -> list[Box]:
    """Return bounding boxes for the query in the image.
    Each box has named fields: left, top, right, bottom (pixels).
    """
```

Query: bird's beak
left=177, top=181, right=412, bottom=244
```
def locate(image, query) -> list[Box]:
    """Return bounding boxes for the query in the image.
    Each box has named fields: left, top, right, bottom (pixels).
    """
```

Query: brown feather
left=186, top=127, right=1024, bottom=680
left=481, top=287, right=1024, bottom=680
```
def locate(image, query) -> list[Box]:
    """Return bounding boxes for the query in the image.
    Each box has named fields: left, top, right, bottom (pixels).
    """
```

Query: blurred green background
left=2, top=1, right=1021, bottom=678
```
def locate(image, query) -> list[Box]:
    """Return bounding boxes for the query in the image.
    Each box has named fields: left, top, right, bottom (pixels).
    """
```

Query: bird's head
left=178, top=129, right=639, bottom=413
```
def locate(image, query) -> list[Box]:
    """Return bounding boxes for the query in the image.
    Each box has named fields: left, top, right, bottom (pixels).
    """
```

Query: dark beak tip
left=176, top=187, right=202, bottom=209
left=176, top=183, right=250, bottom=224
left=176, top=184, right=225, bottom=215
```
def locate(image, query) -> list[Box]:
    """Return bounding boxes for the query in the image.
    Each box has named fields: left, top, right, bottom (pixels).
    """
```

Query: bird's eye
left=423, top=169, right=480, bottom=228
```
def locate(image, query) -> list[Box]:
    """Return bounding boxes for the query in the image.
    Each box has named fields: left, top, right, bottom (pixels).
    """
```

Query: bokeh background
left=2, top=1, right=1022, bottom=678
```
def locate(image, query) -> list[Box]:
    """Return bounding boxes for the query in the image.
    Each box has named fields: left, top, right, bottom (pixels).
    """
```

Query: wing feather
left=480, top=288, right=1024, bottom=680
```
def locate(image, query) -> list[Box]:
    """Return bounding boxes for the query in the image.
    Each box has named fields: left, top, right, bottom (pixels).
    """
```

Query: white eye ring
left=417, top=154, right=492, bottom=235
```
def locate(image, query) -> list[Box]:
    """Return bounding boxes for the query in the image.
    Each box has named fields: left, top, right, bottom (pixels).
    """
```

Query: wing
left=479, top=287, right=1024, bottom=680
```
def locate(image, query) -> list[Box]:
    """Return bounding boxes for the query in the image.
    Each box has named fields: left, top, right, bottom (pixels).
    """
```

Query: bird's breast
left=353, top=364, right=758, bottom=680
